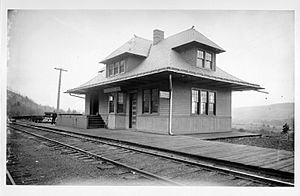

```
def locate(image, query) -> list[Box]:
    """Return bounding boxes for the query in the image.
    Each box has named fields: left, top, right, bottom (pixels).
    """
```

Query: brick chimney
left=153, top=29, right=164, bottom=45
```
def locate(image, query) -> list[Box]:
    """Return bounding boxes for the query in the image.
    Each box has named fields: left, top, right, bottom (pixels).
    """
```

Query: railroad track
left=7, top=124, right=180, bottom=185
left=7, top=122, right=294, bottom=186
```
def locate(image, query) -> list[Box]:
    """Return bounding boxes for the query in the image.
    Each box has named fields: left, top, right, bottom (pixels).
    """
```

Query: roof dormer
left=99, top=36, right=152, bottom=64
left=171, top=28, right=225, bottom=53
left=172, top=28, right=224, bottom=71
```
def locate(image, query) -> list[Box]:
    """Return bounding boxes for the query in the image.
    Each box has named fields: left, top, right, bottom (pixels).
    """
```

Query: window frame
left=108, top=64, right=114, bottom=77
left=191, top=89, right=199, bottom=114
left=117, top=92, right=125, bottom=113
left=108, top=94, right=115, bottom=113
left=205, top=52, right=212, bottom=69
left=196, top=50, right=204, bottom=68
left=151, top=89, right=159, bottom=113
left=119, top=60, right=125, bottom=73
left=200, top=91, right=208, bottom=115
left=196, top=49, right=214, bottom=70
left=208, top=91, right=216, bottom=115
left=191, top=88, right=216, bottom=116
left=107, top=59, right=126, bottom=77
left=142, top=89, right=151, bottom=113
left=142, top=88, right=159, bottom=114
left=114, top=62, right=119, bottom=75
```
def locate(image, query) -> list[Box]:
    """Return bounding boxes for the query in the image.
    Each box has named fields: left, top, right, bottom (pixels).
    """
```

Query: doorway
left=129, top=93, right=137, bottom=128
left=90, top=94, right=99, bottom=115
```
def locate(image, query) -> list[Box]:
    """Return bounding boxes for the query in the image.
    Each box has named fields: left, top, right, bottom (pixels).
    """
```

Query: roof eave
left=66, top=67, right=263, bottom=94
left=172, top=41, right=226, bottom=54
left=99, top=52, right=148, bottom=64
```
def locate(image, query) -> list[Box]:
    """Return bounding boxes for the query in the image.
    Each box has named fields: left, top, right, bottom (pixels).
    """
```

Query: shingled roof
left=100, top=36, right=152, bottom=64
left=67, top=28, right=262, bottom=94
left=171, top=28, right=225, bottom=53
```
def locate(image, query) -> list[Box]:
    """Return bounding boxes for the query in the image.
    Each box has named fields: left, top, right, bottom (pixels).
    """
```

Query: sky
left=6, top=10, right=294, bottom=112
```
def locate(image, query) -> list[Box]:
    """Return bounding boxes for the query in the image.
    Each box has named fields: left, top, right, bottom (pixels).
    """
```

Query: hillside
left=232, top=103, right=294, bottom=129
left=7, top=90, right=66, bottom=117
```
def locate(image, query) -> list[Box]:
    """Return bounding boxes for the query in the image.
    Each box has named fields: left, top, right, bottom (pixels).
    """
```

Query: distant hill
left=6, top=90, right=73, bottom=117
left=233, top=103, right=294, bottom=128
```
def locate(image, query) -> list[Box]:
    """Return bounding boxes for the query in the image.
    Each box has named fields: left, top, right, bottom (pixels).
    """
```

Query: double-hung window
left=117, top=92, right=125, bottom=113
left=143, top=89, right=159, bottom=114
left=208, top=92, right=216, bottom=115
left=151, top=89, right=159, bottom=113
left=191, top=90, right=199, bottom=114
left=200, top=91, right=207, bottom=114
left=205, top=52, right=212, bottom=69
left=197, top=50, right=204, bottom=67
left=143, top=90, right=150, bottom=113
left=114, top=62, right=119, bottom=75
left=119, top=60, right=125, bottom=73
left=108, top=64, right=114, bottom=76
left=108, top=94, right=114, bottom=113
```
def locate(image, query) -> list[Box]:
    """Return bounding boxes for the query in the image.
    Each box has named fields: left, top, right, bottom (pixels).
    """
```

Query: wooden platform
left=183, top=131, right=262, bottom=140
left=32, top=123, right=294, bottom=174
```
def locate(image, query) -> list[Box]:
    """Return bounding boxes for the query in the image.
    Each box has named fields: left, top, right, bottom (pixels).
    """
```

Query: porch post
left=169, top=74, right=174, bottom=135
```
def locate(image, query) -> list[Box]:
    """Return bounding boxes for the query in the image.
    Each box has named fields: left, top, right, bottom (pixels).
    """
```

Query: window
left=120, top=60, right=125, bottom=73
left=197, top=49, right=213, bottom=70
left=205, top=52, right=212, bottom=69
left=151, top=89, right=159, bottom=113
left=208, top=92, right=216, bottom=115
left=109, top=95, right=114, bottom=113
left=197, top=50, right=204, bottom=67
left=191, top=90, right=199, bottom=114
left=200, top=91, right=207, bottom=115
left=143, top=90, right=150, bottom=113
left=108, top=60, right=126, bottom=77
left=191, top=89, right=216, bottom=115
left=114, top=62, right=119, bottom=75
left=108, top=64, right=114, bottom=76
left=117, top=92, right=125, bottom=113
left=143, top=88, right=159, bottom=113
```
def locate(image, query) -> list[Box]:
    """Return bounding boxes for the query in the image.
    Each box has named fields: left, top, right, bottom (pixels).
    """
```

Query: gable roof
left=100, top=36, right=152, bottom=64
left=67, top=28, right=262, bottom=94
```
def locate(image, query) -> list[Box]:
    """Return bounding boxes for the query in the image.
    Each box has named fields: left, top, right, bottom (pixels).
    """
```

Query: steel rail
left=11, top=123, right=294, bottom=187
left=8, top=125, right=181, bottom=186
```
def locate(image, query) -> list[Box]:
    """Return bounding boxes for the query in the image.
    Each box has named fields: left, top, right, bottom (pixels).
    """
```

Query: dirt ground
left=6, top=128, right=154, bottom=185
left=215, top=128, right=294, bottom=152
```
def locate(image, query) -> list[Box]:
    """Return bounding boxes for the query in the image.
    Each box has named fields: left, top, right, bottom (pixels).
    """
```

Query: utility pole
left=54, top=67, right=68, bottom=113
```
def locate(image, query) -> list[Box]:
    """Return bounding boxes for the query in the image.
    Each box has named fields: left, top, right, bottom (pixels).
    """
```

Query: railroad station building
left=61, top=27, right=263, bottom=135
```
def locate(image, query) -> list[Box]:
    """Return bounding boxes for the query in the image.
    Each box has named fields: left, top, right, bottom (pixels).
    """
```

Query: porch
left=56, top=114, right=106, bottom=129
left=66, top=71, right=258, bottom=134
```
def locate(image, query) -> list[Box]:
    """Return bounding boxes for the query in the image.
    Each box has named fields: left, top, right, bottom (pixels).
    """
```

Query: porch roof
left=66, top=68, right=263, bottom=94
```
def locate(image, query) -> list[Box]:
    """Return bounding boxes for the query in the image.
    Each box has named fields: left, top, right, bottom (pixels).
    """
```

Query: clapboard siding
left=172, top=81, right=231, bottom=117
left=172, top=81, right=191, bottom=115
left=172, top=116, right=231, bottom=134
left=216, top=90, right=231, bottom=117
left=159, top=98, right=170, bottom=116
left=136, top=115, right=168, bottom=133
left=170, top=80, right=232, bottom=133
left=99, top=90, right=108, bottom=115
